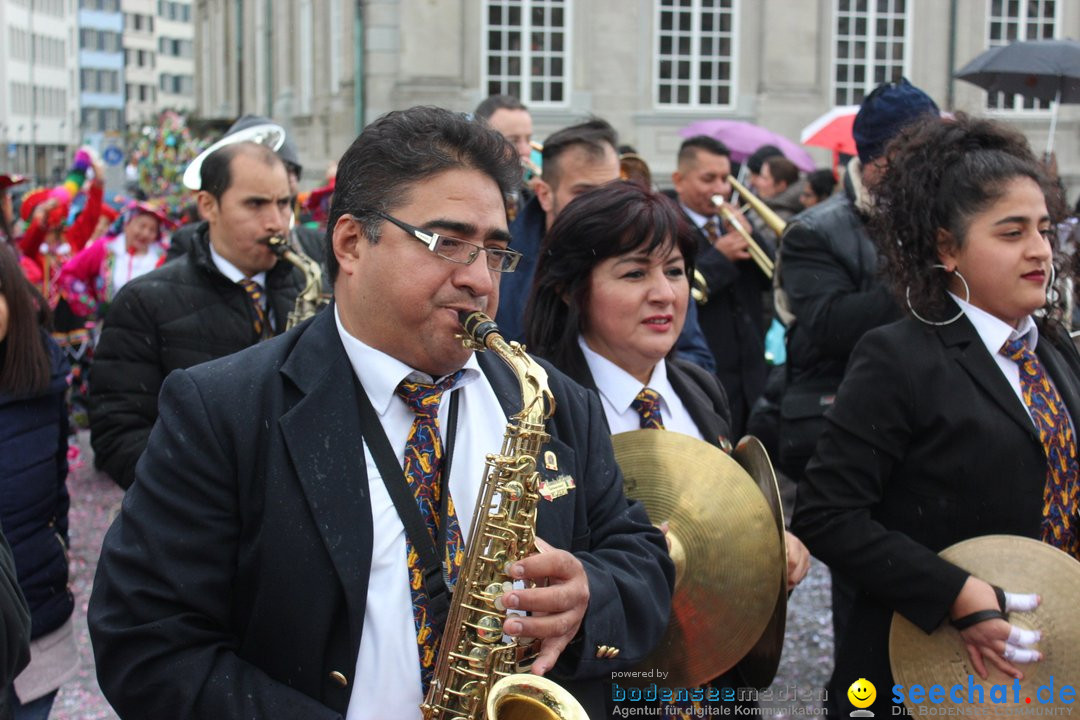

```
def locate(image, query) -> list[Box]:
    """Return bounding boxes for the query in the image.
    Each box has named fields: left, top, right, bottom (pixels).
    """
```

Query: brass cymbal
left=612, top=430, right=783, bottom=688
left=890, top=535, right=1080, bottom=714
left=731, top=436, right=788, bottom=689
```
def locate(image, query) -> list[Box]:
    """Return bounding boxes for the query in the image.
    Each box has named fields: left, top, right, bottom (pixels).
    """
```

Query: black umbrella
left=956, top=38, right=1080, bottom=155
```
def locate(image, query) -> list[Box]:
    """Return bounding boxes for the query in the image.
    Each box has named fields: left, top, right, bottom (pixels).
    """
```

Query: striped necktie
left=703, top=218, right=720, bottom=244
left=631, top=387, right=666, bottom=430
left=1001, top=337, right=1079, bottom=559
left=239, top=279, right=273, bottom=341
left=395, top=371, right=466, bottom=692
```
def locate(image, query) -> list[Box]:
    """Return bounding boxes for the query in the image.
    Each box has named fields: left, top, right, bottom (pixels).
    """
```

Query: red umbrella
left=800, top=105, right=859, bottom=175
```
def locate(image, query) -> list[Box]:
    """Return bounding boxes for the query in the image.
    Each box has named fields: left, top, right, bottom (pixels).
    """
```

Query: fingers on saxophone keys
left=1004, top=591, right=1041, bottom=613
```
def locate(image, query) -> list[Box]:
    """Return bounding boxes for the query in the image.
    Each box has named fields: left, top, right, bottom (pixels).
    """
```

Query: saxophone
left=420, top=311, right=588, bottom=720
left=266, top=235, right=329, bottom=329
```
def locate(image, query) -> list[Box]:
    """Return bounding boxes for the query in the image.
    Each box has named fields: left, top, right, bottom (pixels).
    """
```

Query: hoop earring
left=906, top=264, right=969, bottom=326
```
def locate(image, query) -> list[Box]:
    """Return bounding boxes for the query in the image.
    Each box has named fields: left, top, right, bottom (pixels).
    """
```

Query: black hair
left=474, top=94, right=528, bottom=120
left=872, top=112, right=1066, bottom=323
left=747, top=145, right=782, bottom=174
left=677, top=135, right=731, bottom=167
left=540, top=118, right=619, bottom=189
left=525, top=181, right=697, bottom=370
left=324, top=106, right=521, bottom=283
left=199, top=142, right=283, bottom=201
left=806, top=169, right=837, bottom=201
left=0, top=243, right=51, bottom=395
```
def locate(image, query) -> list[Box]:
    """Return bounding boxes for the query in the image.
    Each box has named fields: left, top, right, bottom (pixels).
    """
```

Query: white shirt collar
left=680, top=203, right=714, bottom=230
left=209, top=241, right=267, bottom=288
left=334, top=305, right=481, bottom=414
left=577, top=335, right=676, bottom=414
left=950, top=292, right=1038, bottom=355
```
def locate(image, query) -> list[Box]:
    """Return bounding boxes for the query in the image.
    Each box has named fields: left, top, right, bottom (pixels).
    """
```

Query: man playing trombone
left=672, top=135, right=774, bottom=436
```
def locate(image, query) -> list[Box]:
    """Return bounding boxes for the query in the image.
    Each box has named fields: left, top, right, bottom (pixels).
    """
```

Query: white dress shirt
left=335, top=306, right=507, bottom=720
left=578, top=336, right=704, bottom=441
left=951, top=293, right=1038, bottom=415
left=680, top=203, right=716, bottom=238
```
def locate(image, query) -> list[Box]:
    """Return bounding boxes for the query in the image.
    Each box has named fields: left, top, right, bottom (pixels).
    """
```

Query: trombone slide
left=710, top=194, right=775, bottom=280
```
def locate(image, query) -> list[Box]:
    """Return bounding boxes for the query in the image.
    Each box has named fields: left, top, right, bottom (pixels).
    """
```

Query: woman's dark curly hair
left=524, top=181, right=697, bottom=372
left=871, top=112, right=1066, bottom=325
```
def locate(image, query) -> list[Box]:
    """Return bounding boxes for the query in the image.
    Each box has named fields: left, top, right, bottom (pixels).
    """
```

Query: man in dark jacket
left=89, top=140, right=303, bottom=489
left=88, top=105, right=672, bottom=720
left=672, top=135, right=774, bottom=435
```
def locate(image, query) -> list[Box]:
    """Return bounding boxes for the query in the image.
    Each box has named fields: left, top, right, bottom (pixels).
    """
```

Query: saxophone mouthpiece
left=458, top=310, right=500, bottom=348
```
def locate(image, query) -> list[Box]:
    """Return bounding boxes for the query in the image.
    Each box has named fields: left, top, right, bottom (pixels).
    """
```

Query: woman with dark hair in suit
left=525, top=181, right=810, bottom=713
left=792, top=113, right=1080, bottom=716
left=0, top=243, right=77, bottom=719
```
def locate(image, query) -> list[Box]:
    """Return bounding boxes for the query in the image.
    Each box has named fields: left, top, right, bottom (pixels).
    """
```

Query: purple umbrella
left=679, top=119, right=817, bottom=173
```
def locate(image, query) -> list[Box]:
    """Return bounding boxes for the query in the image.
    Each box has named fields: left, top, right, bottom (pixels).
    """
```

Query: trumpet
left=710, top=193, right=775, bottom=280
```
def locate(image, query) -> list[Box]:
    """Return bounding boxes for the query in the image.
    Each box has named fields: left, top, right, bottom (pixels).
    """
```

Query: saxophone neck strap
left=352, top=374, right=461, bottom=631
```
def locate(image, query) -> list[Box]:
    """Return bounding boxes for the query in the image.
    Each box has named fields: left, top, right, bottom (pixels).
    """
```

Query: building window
left=655, top=0, right=736, bottom=108
left=832, top=0, right=909, bottom=106
left=986, top=0, right=1057, bottom=111
left=483, top=0, right=568, bottom=106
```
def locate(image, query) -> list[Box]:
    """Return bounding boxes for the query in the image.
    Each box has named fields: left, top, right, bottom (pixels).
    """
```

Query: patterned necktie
left=703, top=219, right=720, bottom=244
left=631, top=387, right=666, bottom=430
left=1001, top=337, right=1080, bottom=559
left=239, top=279, right=273, bottom=340
left=395, top=371, right=466, bottom=691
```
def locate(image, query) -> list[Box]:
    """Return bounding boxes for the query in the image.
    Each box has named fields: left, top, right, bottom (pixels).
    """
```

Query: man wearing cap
left=167, top=115, right=327, bottom=272
left=89, top=141, right=304, bottom=490
left=775, top=77, right=940, bottom=653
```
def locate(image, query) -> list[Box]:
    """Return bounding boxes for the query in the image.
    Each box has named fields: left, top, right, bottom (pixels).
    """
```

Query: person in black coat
left=671, top=136, right=774, bottom=436
left=0, top=243, right=68, bottom=719
left=88, top=141, right=304, bottom=489
left=792, top=113, right=1080, bottom=716
left=525, top=182, right=810, bottom=715
left=88, top=106, right=673, bottom=719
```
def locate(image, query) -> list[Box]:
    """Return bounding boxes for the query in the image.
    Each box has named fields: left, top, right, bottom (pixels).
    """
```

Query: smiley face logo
left=848, top=678, right=876, bottom=709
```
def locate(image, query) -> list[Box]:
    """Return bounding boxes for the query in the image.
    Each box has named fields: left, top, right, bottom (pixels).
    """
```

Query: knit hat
left=852, top=78, right=939, bottom=165
left=19, top=148, right=96, bottom=228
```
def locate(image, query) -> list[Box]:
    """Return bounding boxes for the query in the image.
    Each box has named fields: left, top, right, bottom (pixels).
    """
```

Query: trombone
left=710, top=192, right=775, bottom=280
left=729, top=175, right=788, bottom=240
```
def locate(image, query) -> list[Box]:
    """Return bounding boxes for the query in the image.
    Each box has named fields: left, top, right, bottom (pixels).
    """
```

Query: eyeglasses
left=356, top=210, right=521, bottom=273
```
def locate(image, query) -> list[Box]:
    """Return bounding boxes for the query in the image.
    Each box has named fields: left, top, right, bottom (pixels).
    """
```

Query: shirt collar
left=334, top=305, right=481, bottom=415
left=950, top=292, right=1038, bottom=355
left=577, top=335, right=675, bottom=413
left=680, top=203, right=714, bottom=230
left=209, top=241, right=267, bottom=287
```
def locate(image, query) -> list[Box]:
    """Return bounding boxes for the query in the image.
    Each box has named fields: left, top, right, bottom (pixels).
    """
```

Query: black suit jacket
left=88, top=307, right=674, bottom=719
left=792, top=307, right=1080, bottom=714
left=681, top=208, right=772, bottom=435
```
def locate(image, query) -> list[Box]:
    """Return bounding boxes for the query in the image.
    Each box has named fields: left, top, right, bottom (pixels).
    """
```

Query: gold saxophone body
left=266, top=235, right=329, bottom=329
left=421, top=311, right=587, bottom=720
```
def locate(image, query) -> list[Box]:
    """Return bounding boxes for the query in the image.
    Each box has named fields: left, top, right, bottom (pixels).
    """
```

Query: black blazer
left=88, top=308, right=674, bottom=719
left=792, top=306, right=1080, bottom=714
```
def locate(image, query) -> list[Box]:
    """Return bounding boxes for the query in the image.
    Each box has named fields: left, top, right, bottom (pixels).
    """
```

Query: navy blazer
left=88, top=306, right=673, bottom=719
left=792, top=306, right=1080, bottom=715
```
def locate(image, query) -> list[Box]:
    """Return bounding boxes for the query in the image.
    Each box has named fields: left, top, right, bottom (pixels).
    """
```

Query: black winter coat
left=89, top=224, right=303, bottom=489
left=0, top=334, right=73, bottom=639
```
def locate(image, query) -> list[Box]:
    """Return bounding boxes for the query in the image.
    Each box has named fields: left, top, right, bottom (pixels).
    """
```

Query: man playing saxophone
left=88, top=106, right=674, bottom=720
left=88, top=140, right=305, bottom=489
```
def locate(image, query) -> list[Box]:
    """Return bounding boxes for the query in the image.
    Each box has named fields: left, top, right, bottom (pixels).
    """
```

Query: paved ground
left=47, top=433, right=833, bottom=719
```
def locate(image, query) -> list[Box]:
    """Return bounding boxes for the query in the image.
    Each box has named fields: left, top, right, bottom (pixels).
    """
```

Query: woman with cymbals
left=792, top=112, right=1079, bottom=715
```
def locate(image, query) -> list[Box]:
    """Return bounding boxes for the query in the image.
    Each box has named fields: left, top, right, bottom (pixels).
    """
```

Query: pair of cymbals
left=612, top=431, right=787, bottom=688
left=890, top=535, right=1080, bottom=714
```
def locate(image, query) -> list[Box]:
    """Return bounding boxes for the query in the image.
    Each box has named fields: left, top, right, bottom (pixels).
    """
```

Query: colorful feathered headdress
left=19, top=148, right=96, bottom=228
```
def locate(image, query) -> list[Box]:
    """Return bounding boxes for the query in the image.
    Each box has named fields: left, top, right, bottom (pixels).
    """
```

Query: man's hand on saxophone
left=500, top=537, right=591, bottom=677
